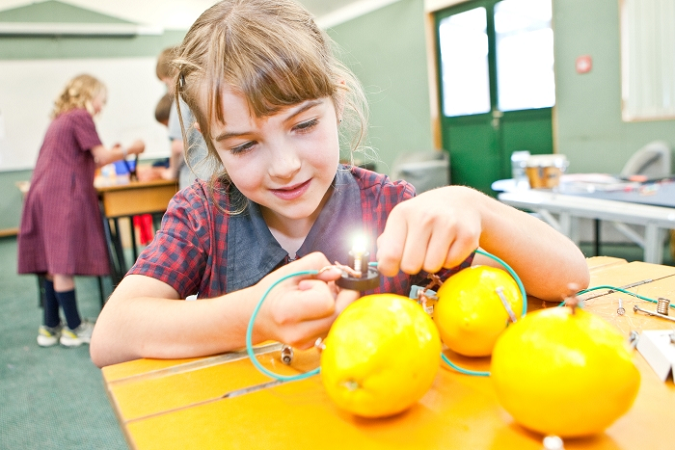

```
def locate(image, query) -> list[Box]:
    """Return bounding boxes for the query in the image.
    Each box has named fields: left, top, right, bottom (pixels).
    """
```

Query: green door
left=435, top=0, right=555, bottom=194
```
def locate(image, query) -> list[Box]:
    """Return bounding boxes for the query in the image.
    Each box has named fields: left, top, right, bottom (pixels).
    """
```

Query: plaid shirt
left=129, top=165, right=472, bottom=299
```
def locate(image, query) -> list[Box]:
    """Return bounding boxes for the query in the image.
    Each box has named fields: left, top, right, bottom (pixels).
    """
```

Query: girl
left=18, top=74, right=145, bottom=348
left=90, top=0, right=589, bottom=367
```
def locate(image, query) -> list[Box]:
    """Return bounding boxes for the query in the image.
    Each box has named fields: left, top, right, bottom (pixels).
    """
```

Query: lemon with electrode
left=433, top=264, right=524, bottom=357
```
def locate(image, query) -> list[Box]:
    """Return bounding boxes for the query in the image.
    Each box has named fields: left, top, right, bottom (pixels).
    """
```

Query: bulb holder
left=336, top=266, right=380, bottom=291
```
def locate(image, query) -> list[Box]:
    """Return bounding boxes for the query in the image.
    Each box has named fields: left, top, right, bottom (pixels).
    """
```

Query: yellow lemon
left=321, top=294, right=441, bottom=418
left=434, top=266, right=523, bottom=357
left=491, top=307, right=641, bottom=437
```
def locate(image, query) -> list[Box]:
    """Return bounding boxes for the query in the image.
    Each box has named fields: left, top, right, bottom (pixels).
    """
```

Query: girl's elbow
left=89, top=337, right=107, bottom=368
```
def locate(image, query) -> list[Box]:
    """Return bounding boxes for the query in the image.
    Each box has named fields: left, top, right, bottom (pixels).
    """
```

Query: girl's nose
left=267, top=141, right=301, bottom=180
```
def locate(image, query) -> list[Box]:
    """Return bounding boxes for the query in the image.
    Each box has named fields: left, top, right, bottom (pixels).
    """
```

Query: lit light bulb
left=336, top=234, right=380, bottom=291
left=350, top=236, right=367, bottom=277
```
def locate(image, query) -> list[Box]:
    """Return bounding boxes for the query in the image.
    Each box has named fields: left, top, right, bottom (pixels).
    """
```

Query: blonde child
left=18, top=74, right=145, bottom=347
left=90, top=0, right=588, bottom=367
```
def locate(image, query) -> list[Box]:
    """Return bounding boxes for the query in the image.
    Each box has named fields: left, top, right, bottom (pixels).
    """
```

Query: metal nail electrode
left=617, top=298, right=625, bottom=316
left=633, top=304, right=675, bottom=323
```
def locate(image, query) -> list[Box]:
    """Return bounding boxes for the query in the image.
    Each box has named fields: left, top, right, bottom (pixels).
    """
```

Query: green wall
left=328, top=0, right=675, bottom=177
left=0, top=2, right=185, bottom=232
left=327, top=0, right=433, bottom=174
left=554, top=0, right=675, bottom=174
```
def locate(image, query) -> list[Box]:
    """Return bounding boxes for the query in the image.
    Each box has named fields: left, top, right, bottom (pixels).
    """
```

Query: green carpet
left=0, top=237, right=128, bottom=450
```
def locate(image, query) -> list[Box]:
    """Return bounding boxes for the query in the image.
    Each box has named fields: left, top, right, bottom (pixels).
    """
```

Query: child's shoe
left=37, top=324, right=62, bottom=347
left=60, top=320, right=95, bottom=347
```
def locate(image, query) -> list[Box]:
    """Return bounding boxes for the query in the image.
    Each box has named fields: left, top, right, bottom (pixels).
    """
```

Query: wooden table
left=101, top=257, right=675, bottom=450
left=96, top=177, right=178, bottom=285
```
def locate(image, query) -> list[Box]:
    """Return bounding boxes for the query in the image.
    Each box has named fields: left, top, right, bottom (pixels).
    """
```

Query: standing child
left=18, top=74, right=145, bottom=347
left=156, top=46, right=211, bottom=189
left=90, top=0, right=589, bottom=367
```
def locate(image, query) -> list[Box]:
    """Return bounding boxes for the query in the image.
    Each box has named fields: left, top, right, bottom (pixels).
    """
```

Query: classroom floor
left=1, top=235, right=673, bottom=449
left=0, top=237, right=128, bottom=450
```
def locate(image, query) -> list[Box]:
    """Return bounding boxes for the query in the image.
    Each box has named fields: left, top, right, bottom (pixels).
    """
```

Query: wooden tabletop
left=101, top=257, right=675, bottom=450
left=95, top=177, right=178, bottom=218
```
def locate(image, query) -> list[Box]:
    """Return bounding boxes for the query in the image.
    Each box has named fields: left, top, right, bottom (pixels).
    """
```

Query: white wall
left=0, top=57, right=169, bottom=171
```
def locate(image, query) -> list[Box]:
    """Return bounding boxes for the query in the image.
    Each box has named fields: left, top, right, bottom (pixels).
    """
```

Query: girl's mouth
left=271, top=179, right=311, bottom=201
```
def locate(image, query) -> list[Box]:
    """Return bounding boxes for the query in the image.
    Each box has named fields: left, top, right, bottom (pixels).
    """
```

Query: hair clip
left=178, top=73, right=186, bottom=88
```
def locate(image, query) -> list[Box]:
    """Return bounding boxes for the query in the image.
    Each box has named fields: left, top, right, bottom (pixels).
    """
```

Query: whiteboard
left=0, top=57, right=170, bottom=171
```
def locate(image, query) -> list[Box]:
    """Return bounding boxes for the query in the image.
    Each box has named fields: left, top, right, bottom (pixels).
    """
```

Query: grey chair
left=390, top=150, right=450, bottom=193
left=613, top=140, right=673, bottom=255
left=620, top=140, right=672, bottom=179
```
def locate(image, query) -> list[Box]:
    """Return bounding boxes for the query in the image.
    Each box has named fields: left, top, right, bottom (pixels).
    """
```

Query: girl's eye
left=293, top=118, right=318, bottom=133
left=231, top=141, right=256, bottom=155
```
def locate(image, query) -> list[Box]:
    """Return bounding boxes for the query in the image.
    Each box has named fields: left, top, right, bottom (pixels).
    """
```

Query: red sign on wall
left=576, top=55, right=592, bottom=74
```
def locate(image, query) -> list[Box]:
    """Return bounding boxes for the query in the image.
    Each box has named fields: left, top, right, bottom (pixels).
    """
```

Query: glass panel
left=621, top=0, right=675, bottom=121
left=438, top=8, right=491, bottom=117
left=494, top=0, right=555, bottom=111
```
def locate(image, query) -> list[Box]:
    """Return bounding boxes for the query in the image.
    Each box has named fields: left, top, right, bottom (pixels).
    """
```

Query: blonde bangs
left=202, top=11, right=336, bottom=125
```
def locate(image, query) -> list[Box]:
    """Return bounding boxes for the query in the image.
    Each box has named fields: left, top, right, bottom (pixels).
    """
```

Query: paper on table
left=637, top=330, right=675, bottom=382
left=560, top=173, right=642, bottom=193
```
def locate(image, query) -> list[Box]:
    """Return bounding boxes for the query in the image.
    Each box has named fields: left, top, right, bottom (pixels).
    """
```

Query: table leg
left=594, top=219, right=601, bottom=256
left=101, top=204, right=123, bottom=286
left=110, top=218, right=127, bottom=274
left=97, top=276, right=106, bottom=308
left=644, top=225, right=664, bottom=264
left=129, top=217, right=138, bottom=263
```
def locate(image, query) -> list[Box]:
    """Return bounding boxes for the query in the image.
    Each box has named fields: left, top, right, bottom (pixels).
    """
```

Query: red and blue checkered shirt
left=129, top=165, right=473, bottom=299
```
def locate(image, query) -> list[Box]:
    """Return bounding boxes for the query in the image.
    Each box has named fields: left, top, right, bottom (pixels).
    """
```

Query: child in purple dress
left=18, top=74, right=145, bottom=347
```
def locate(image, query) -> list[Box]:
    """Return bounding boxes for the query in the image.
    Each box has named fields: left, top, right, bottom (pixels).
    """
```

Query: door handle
left=491, top=109, right=503, bottom=129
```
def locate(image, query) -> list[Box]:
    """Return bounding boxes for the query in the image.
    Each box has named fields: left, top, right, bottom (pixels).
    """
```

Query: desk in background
left=494, top=176, right=675, bottom=264
left=101, top=258, right=675, bottom=450
left=96, top=177, right=178, bottom=285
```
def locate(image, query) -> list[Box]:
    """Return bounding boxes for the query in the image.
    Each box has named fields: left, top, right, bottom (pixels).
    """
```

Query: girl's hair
left=154, top=93, right=173, bottom=125
left=173, top=0, right=368, bottom=203
left=52, top=74, right=106, bottom=118
left=156, top=46, right=179, bottom=80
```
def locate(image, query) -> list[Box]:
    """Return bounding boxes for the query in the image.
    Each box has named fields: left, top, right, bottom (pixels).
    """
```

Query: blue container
left=113, top=159, right=136, bottom=175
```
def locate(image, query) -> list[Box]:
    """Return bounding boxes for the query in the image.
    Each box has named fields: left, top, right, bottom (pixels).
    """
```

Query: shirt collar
left=226, top=167, right=362, bottom=293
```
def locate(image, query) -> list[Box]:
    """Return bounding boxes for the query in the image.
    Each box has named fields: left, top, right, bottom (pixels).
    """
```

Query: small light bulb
left=350, top=236, right=367, bottom=277
left=337, top=234, right=380, bottom=291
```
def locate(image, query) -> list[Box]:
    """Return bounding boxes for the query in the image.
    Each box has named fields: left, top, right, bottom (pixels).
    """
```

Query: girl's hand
left=254, top=252, right=359, bottom=349
left=128, top=140, right=146, bottom=155
left=376, top=186, right=483, bottom=277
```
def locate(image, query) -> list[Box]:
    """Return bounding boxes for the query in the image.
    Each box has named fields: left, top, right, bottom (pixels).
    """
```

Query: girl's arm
left=90, top=140, right=145, bottom=167
left=376, top=186, right=590, bottom=302
left=90, top=252, right=358, bottom=367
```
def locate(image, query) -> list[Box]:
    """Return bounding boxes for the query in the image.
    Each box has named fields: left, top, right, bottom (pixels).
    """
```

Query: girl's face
left=209, top=86, right=341, bottom=225
left=90, top=89, right=107, bottom=116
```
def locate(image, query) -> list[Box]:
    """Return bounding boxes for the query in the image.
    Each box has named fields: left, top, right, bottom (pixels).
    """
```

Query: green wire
left=576, top=285, right=672, bottom=307
left=441, top=353, right=490, bottom=377
left=245, top=270, right=321, bottom=382
left=475, top=248, right=528, bottom=317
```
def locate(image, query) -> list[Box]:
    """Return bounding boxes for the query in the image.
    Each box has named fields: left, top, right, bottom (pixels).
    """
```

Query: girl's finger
left=283, top=289, right=359, bottom=349
left=443, top=227, right=479, bottom=269
left=271, top=279, right=335, bottom=324
left=422, top=222, right=456, bottom=273
left=376, top=213, right=408, bottom=276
